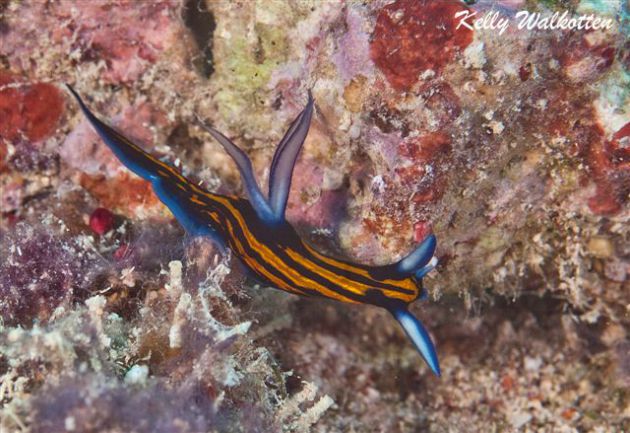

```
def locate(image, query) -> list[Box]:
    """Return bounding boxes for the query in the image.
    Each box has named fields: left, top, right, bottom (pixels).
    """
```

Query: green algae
left=212, top=3, right=293, bottom=133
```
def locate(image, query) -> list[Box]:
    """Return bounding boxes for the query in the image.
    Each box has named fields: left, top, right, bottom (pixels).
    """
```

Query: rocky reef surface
left=0, top=0, right=628, bottom=432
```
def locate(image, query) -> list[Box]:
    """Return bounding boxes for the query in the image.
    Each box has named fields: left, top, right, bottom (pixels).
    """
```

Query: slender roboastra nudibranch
left=66, top=85, right=441, bottom=376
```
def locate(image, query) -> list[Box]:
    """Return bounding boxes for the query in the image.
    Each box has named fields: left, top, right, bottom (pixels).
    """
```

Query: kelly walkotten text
left=455, top=10, right=615, bottom=36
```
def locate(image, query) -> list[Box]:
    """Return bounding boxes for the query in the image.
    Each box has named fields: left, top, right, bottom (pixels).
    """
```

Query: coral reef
left=0, top=0, right=628, bottom=432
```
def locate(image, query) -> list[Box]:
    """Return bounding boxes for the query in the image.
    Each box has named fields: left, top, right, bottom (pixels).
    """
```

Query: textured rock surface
left=1, top=0, right=628, bottom=432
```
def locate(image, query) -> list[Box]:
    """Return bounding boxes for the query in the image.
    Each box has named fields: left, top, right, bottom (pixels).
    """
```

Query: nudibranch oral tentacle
left=66, top=84, right=441, bottom=377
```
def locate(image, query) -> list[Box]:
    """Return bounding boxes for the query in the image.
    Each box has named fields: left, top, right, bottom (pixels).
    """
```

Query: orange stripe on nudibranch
left=284, top=248, right=370, bottom=294
left=223, top=217, right=302, bottom=295
left=219, top=199, right=356, bottom=303
left=300, top=242, right=419, bottom=297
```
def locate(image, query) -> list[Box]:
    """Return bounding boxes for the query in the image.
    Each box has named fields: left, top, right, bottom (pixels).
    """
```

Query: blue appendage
left=199, top=92, right=314, bottom=224
left=390, top=306, right=441, bottom=376
left=196, top=124, right=275, bottom=223
left=396, top=234, right=437, bottom=276
left=67, top=85, right=222, bottom=246
left=268, top=92, right=314, bottom=220
left=67, top=85, right=162, bottom=183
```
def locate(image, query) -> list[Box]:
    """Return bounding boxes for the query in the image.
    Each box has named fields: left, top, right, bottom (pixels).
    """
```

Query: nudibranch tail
left=66, top=84, right=161, bottom=183
left=66, top=84, right=220, bottom=240
left=389, top=306, right=441, bottom=377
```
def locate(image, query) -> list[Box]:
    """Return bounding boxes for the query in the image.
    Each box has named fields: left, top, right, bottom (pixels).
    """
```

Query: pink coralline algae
left=81, top=2, right=176, bottom=84
left=0, top=72, right=65, bottom=144
left=396, top=131, right=452, bottom=205
left=285, top=157, right=348, bottom=230
left=79, top=172, right=161, bottom=217
left=527, top=81, right=628, bottom=216
left=331, top=7, right=374, bottom=83
left=556, top=30, right=617, bottom=82
left=370, top=0, right=473, bottom=91
left=587, top=122, right=630, bottom=215
left=61, top=100, right=170, bottom=177
left=61, top=100, right=169, bottom=215
left=1, top=1, right=180, bottom=84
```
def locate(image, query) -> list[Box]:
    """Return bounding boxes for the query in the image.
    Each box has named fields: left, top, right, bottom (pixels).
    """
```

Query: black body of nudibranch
left=66, top=85, right=441, bottom=376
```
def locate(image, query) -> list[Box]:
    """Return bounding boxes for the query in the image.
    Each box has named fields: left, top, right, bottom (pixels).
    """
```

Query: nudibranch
left=66, top=85, right=441, bottom=376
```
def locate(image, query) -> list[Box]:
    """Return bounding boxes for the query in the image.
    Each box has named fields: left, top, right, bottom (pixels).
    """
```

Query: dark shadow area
left=182, top=0, right=216, bottom=78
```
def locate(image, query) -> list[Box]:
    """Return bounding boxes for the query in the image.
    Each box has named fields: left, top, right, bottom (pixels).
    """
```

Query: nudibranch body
left=66, top=85, right=441, bottom=376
